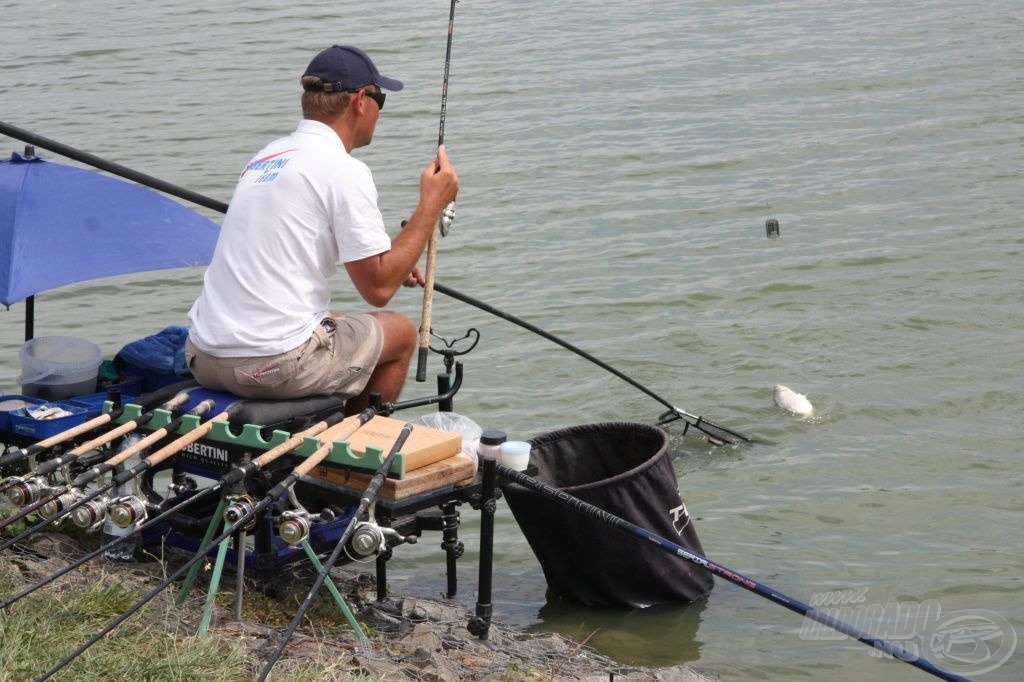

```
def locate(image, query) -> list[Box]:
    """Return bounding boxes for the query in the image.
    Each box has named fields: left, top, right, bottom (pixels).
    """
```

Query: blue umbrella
left=0, top=150, right=219, bottom=309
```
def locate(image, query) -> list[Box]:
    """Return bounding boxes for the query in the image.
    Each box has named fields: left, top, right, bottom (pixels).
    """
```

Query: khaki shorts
left=184, top=315, right=383, bottom=400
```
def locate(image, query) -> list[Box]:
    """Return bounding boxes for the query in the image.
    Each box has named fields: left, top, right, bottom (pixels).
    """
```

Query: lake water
left=2, top=1, right=1022, bottom=680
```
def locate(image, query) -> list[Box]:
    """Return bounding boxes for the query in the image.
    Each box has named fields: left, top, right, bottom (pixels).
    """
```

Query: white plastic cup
left=500, top=440, right=531, bottom=471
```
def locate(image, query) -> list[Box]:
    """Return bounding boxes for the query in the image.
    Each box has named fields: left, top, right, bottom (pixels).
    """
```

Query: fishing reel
left=277, top=510, right=312, bottom=547
left=69, top=496, right=110, bottom=532
left=107, top=495, right=148, bottom=529
left=4, top=476, right=53, bottom=508
left=346, top=520, right=415, bottom=561
left=440, top=201, right=456, bottom=236
left=277, top=506, right=343, bottom=547
left=165, top=472, right=198, bottom=497
left=39, top=488, right=85, bottom=521
left=402, top=203, right=456, bottom=237
left=223, top=495, right=257, bottom=532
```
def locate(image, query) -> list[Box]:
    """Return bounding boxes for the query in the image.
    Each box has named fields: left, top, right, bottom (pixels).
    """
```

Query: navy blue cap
left=302, top=45, right=404, bottom=92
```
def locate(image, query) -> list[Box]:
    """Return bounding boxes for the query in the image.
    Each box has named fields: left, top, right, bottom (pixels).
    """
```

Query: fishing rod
left=0, top=379, right=197, bottom=470
left=1, top=410, right=349, bottom=611
left=0, top=121, right=752, bottom=443
left=0, top=389, right=193, bottom=532
left=170, top=373, right=464, bottom=604
left=497, top=464, right=967, bottom=682
left=0, top=406, right=120, bottom=470
left=0, top=389, right=191, bottom=503
left=0, top=399, right=217, bottom=551
left=0, top=418, right=120, bottom=495
left=257, top=421, right=414, bottom=681
left=416, top=0, right=459, bottom=383
left=36, top=408, right=378, bottom=682
left=53, top=400, right=237, bottom=535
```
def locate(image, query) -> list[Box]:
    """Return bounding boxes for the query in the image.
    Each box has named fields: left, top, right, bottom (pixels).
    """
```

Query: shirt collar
left=295, top=119, right=346, bottom=149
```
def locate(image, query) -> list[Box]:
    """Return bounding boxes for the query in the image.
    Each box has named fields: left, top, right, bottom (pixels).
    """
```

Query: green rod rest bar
left=107, top=402, right=407, bottom=476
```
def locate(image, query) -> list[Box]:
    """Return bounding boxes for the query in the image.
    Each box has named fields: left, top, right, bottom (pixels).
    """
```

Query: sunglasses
left=359, top=89, right=386, bottom=111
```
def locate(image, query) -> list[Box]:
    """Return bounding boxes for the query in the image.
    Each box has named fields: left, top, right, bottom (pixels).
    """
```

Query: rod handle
left=416, top=221, right=441, bottom=382
left=145, top=411, right=230, bottom=467
left=292, top=412, right=375, bottom=478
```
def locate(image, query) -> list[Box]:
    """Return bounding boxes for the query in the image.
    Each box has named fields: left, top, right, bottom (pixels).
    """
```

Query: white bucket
left=18, top=336, right=103, bottom=400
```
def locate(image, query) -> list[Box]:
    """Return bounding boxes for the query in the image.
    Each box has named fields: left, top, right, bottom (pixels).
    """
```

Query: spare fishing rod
left=0, top=399, right=216, bottom=551
left=0, top=121, right=751, bottom=443
left=0, top=379, right=197, bottom=470
left=497, top=464, right=967, bottom=682
left=0, top=403, right=119, bottom=470
left=0, top=391, right=199, bottom=530
left=1, top=410, right=350, bottom=611
left=169, top=376, right=462, bottom=605
left=257, top=421, right=414, bottom=681
left=0, top=389, right=193, bottom=533
left=52, top=399, right=235, bottom=538
left=36, top=408, right=378, bottom=682
left=0, top=389, right=191, bottom=505
left=416, top=0, right=460, bottom=383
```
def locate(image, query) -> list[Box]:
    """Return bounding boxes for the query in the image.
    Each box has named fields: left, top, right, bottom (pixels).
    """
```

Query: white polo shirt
left=188, top=120, right=391, bottom=357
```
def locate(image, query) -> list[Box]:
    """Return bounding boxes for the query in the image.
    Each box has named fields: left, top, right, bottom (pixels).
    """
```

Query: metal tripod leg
left=197, top=521, right=234, bottom=636
left=300, top=539, right=368, bottom=642
left=234, top=528, right=246, bottom=622
left=468, top=456, right=496, bottom=641
left=176, top=495, right=230, bottom=606
left=440, top=501, right=462, bottom=598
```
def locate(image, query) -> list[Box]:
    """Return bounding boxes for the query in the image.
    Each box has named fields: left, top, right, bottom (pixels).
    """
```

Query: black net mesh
left=502, top=422, right=713, bottom=608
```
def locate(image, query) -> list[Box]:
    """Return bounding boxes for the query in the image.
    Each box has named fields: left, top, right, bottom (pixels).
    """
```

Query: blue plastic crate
left=66, top=389, right=138, bottom=418
left=8, top=401, right=88, bottom=439
left=0, top=395, right=47, bottom=433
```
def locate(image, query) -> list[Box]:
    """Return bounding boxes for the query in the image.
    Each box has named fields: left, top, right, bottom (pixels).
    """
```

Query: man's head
left=301, top=45, right=402, bottom=120
left=303, top=45, right=403, bottom=93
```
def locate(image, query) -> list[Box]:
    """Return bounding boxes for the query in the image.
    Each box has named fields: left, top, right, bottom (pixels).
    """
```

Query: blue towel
left=117, top=326, right=191, bottom=376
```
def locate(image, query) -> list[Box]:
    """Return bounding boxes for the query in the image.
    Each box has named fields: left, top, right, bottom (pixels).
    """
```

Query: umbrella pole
left=24, top=294, right=33, bottom=341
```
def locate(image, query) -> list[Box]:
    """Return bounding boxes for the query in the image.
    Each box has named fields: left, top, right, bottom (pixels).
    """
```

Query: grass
left=0, top=510, right=652, bottom=682
left=0, top=541, right=379, bottom=682
left=1, top=561, right=239, bottom=681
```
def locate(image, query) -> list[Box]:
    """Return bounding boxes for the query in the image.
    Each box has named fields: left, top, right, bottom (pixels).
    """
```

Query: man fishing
left=185, top=45, right=459, bottom=414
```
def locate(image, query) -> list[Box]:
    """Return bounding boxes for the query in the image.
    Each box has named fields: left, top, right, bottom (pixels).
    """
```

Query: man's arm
left=345, top=146, right=458, bottom=307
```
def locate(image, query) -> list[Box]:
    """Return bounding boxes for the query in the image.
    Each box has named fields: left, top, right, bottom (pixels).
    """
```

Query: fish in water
left=774, top=384, right=814, bottom=417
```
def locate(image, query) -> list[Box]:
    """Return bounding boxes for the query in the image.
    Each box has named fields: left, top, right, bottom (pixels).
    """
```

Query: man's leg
left=345, top=311, right=416, bottom=414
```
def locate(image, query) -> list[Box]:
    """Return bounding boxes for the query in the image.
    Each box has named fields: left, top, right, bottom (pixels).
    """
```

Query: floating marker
left=766, top=218, right=780, bottom=238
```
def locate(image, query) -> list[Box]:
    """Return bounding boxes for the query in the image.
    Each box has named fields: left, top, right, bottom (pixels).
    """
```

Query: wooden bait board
left=307, top=450, right=476, bottom=500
